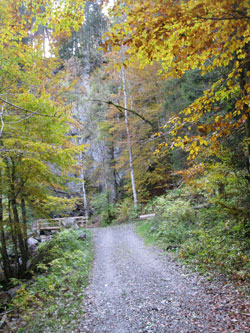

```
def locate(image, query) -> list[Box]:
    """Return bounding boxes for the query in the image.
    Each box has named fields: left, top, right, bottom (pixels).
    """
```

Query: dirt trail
left=79, top=224, right=249, bottom=332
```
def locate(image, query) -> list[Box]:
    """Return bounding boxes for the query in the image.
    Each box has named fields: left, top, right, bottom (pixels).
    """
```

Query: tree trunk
left=8, top=198, right=19, bottom=277
left=240, top=47, right=250, bottom=175
left=0, top=171, right=12, bottom=279
left=108, top=141, right=118, bottom=202
left=6, top=158, right=28, bottom=276
left=21, top=196, right=28, bottom=253
left=121, top=65, right=138, bottom=208
left=10, top=167, right=27, bottom=274
left=81, top=167, right=89, bottom=224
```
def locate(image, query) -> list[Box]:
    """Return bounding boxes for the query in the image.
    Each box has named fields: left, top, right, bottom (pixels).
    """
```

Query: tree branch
left=0, top=97, right=58, bottom=118
left=0, top=104, right=5, bottom=137
left=5, top=114, right=34, bottom=124
left=92, top=99, right=156, bottom=129
left=196, top=15, right=250, bottom=21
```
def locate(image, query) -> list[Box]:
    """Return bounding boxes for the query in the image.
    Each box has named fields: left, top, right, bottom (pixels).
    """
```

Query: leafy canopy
left=106, top=0, right=250, bottom=159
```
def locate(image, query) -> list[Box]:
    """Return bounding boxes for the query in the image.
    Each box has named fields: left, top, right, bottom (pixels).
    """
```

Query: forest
left=0, top=0, right=249, bottom=330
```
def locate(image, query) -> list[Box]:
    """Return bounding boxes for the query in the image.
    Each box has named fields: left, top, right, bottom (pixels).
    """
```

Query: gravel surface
left=79, top=224, right=249, bottom=333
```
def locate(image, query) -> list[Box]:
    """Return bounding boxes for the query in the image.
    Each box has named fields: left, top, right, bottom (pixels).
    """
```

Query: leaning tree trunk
left=121, top=65, right=138, bottom=208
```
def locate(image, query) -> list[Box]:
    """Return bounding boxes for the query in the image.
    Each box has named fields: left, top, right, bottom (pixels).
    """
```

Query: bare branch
left=0, top=103, right=5, bottom=137
left=5, top=114, right=34, bottom=124
left=0, top=97, right=59, bottom=118
left=196, top=15, right=250, bottom=21
left=92, top=99, right=156, bottom=129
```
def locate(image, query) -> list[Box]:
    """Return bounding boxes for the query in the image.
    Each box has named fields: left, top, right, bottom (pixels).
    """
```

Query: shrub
left=10, top=229, right=93, bottom=332
left=140, top=191, right=196, bottom=247
left=137, top=186, right=250, bottom=282
left=114, top=198, right=139, bottom=223
left=91, top=191, right=116, bottom=225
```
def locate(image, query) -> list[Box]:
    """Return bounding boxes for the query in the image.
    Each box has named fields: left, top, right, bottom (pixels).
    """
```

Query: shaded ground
left=79, top=224, right=250, bottom=332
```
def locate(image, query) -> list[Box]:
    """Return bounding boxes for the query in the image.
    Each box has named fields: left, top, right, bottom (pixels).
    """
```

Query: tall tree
left=106, top=0, right=250, bottom=164
left=0, top=0, right=86, bottom=279
left=121, top=65, right=138, bottom=207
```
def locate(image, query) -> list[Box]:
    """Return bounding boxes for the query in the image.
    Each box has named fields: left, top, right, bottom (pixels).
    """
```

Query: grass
left=136, top=220, right=158, bottom=245
left=8, top=228, right=93, bottom=332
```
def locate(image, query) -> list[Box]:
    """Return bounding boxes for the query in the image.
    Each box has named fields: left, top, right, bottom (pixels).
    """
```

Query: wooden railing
left=36, top=216, right=87, bottom=232
left=139, top=213, right=155, bottom=220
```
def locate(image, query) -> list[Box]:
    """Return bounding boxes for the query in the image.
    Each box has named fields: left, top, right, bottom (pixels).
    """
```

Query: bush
left=181, top=218, right=250, bottom=279
left=137, top=186, right=250, bottom=282
left=10, top=229, right=93, bottom=332
left=140, top=191, right=196, bottom=248
left=31, top=229, right=83, bottom=270
left=114, top=198, right=139, bottom=223
left=91, top=191, right=116, bottom=225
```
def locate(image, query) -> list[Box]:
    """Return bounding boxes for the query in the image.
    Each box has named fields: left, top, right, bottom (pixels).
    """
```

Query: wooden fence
left=36, top=216, right=87, bottom=232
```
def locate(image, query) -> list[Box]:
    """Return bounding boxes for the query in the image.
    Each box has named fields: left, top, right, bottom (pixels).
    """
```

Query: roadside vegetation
left=4, top=229, right=93, bottom=332
left=137, top=183, right=250, bottom=290
left=90, top=191, right=139, bottom=226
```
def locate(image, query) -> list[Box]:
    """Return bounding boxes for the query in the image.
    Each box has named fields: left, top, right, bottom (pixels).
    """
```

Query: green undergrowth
left=9, top=229, right=93, bottom=332
left=137, top=187, right=250, bottom=286
left=91, top=190, right=139, bottom=225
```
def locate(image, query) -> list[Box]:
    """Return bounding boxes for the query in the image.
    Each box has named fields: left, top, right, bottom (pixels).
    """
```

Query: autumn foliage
left=107, top=0, right=250, bottom=161
left=0, top=0, right=85, bottom=279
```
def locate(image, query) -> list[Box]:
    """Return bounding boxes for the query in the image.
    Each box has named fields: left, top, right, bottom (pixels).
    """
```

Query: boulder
left=40, top=235, right=49, bottom=242
left=7, top=286, right=20, bottom=298
left=62, top=217, right=79, bottom=229
left=27, top=237, right=39, bottom=247
left=78, top=232, right=87, bottom=240
left=27, top=237, right=39, bottom=253
left=0, top=292, right=10, bottom=305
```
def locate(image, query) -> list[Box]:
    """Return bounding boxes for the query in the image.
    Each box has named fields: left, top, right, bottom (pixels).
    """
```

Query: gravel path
left=79, top=224, right=249, bottom=332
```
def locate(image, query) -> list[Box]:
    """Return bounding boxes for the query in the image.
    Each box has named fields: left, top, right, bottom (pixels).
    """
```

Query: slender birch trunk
left=121, top=65, right=138, bottom=208
left=81, top=152, right=89, bottom=224
left=82, top=174, right=89, bottom=224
